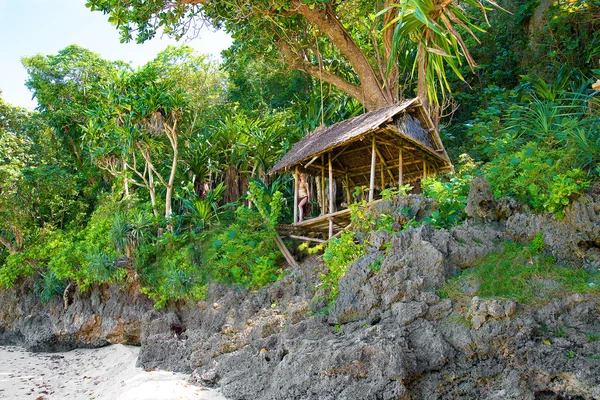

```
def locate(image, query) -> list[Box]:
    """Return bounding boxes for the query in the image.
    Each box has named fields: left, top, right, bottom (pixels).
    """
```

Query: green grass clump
left=439, top=237, right=600, bottom=305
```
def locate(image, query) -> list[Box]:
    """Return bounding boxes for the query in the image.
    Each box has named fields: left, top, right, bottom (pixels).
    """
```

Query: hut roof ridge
left=270, top=98, right=448, bottom=174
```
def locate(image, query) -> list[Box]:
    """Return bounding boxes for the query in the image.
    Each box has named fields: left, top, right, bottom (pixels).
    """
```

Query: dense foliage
left=0, top=0, right=599, bottom=307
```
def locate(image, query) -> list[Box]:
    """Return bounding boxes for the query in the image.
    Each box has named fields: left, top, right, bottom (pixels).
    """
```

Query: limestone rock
left=467, top=296, right=516, bottom=330
left=506, top=194, right=600, bottom=265
left=465, top=177, right=497, bottom=222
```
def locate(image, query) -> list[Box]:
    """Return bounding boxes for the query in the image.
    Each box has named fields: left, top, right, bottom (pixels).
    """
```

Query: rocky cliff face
left=1, top=180, right=599, bottom=399
left=0, top=282, right=152, bottom=352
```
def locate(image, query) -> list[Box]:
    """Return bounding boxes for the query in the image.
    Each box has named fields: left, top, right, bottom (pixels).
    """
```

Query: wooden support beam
left=331, top=143, right=376, bottom=159
left=375, top=148, right=395, bottom=182
left=369, top=135, right=376, bottom=202
left=303, top=156, right=318, bottom=169
left=287, top=234, right=327, bottom=244
left=328, top=152, right=334, bottom=239
left=398, top=149, right=403, bottom=186
left=321, top=155, right=326, bottom=215
left=345, top=175, right=351, bottom=204
left=293, top=208, right=352, bottom=227
left=331, top=144, right=351, bottom=163
left=293, top=166, right=299, bottom=224
left=347, top=159, right=424, bottom=175
left=422, top=160, right=427, bottom=179
left=380, top=160, right=385, bottom=190
left=307, top=164, right=347, bottom=175
left=274, top=233, right=298, bottom=267
left=375, top=138, right=402, bottom=148
left=335, top=159, right=356, bottom=188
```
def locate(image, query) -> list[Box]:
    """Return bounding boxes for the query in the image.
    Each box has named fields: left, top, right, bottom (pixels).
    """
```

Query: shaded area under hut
left=270, top=98, right=453, bottom=241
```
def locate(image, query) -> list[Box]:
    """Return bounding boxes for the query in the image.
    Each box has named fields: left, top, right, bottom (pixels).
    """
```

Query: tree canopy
left=85, top=0, right=501, bottom=113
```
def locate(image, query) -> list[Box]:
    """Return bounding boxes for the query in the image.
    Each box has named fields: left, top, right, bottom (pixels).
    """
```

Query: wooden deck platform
left=277, top=208, right=352, bottom=241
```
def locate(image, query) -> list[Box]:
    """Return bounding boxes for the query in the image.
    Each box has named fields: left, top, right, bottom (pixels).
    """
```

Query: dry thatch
left=270, top=98, right=452, bottom=187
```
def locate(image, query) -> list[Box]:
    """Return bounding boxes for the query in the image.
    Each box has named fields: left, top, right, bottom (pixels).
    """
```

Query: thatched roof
left=270, top=98, right=451, bottom=178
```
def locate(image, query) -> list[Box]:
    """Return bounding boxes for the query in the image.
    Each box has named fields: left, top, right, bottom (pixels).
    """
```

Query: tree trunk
left=0, top=234, right=18, bottom=254
left=164, top=120, right=179, bottom=229
left=291, top=1, right=393, bottom=111
left=223, top=166, right=241, bottom=204
left=383, top=0, right=400, bottom=103
left=529, top=0, right=554, bottom=50
left=148, top=168, right=158, bottom=217
left=417, top=43, right=430, bottom=114
left=123, top=159, right=129, bottom=196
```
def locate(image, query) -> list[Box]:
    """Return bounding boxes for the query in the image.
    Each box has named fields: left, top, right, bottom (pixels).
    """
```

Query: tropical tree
left=86, top=0, right=502, bottom=115
left=382, top=0, right=503, bottom=113
left=86, top=71, right=189, bottom=221
left=85, top=46, right=221, bottom=222
left=0, top=95, right=84, bottom=255
left=22, top=45, right=126, bottom=174
left=0, top=98, right=32, bottom=254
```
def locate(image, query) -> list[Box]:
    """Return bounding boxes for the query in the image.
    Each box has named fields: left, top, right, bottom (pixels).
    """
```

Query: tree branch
left=0, top=234, right=17, bottom=254
left=278, top=40, right=364, bottom=104
left=383, top=0, right=399, bottom=101
left=293, top=1, right=391, bottom=109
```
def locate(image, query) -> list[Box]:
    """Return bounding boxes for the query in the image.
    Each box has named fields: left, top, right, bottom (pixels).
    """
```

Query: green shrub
left=0, top=252, right=35, bottom=288
left=439, top=240, right=600, bottom=305
left=34, top=270, right=66, bottom=304
left=486, top=142, right=590, bottom=216
left=204, top=207, right=282, bottom=287
left=321, top=232, right=364, bottom=305
left=421, top=155, right=477, bottom=228
left=453, top=74, right=598, bottom=217
left=85, top=249, right=125, bottom=286
left=140, top=243, right=206, bottom=308
left=202, top=184, right=284, bottom=288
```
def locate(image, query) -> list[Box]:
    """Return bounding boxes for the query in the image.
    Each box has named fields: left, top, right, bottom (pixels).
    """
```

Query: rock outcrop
left=1, top=182, right=599, bottom=399
left=0, top=281, right=152, bottom=352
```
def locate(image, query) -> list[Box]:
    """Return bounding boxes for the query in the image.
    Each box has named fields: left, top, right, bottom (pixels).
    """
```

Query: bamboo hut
left=270, top=98, right=453, bottom=240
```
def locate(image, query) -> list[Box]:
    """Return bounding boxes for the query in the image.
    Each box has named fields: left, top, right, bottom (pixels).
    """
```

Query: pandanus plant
left=381, top=0, right=505, bottom=113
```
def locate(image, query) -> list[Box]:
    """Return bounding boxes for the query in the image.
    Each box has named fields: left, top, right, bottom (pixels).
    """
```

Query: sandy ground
left=0, top=345, right=228, bottom=400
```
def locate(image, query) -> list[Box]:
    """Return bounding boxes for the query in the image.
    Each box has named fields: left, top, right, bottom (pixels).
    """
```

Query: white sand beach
left=0, top=345, right=227, bottom=400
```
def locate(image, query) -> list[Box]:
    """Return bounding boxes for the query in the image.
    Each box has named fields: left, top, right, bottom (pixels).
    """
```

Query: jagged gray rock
left=506, top=194, right=600, bottom=266
left=465, top=176, right=497, bottom=221
left=2, top=189, right=600, bottom=399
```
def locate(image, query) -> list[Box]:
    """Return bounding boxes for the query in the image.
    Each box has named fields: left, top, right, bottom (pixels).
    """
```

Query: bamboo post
left=328, top=152, right=334, bottom=239
left=345, top=175, right=351, bottom=205
left=274, top=233, right=298, bottom=267
left=422, top=160, right=427, bottom=179
left=369, top=134, right=376, bottom=202
left=398, top=149, right=403, bottom=187
left=321, top=155, right=326, bottom=215
left=380, top=162, right=385, bottom=191
left=293, top=166, right=299, bottom=224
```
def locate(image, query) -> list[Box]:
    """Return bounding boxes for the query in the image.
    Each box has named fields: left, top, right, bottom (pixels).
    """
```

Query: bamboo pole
left=345, top=175, right=351, bottom=205
left=293, top=166, right=299, bottom=224
left=422, top=160, right=427, bottom=179
left=328, top=152, right=334, bottom=239
left=380, top=161, right=385, bottom=190
left=375, top=148, right=395, bottom=182
left=398, top=149, right=403, bottom=186
left=321, top=155, right=326, bottom=215
left=304, top=156, right=318, bottom=169
left=274, top=233, right=298, bottom=267
left=369, top=135, right=376, bottom=202
left=287, top=234, right=327, bottom=244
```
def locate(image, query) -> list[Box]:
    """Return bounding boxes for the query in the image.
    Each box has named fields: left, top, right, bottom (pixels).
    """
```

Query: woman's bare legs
left=298, top=197, right=307, bottom=221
